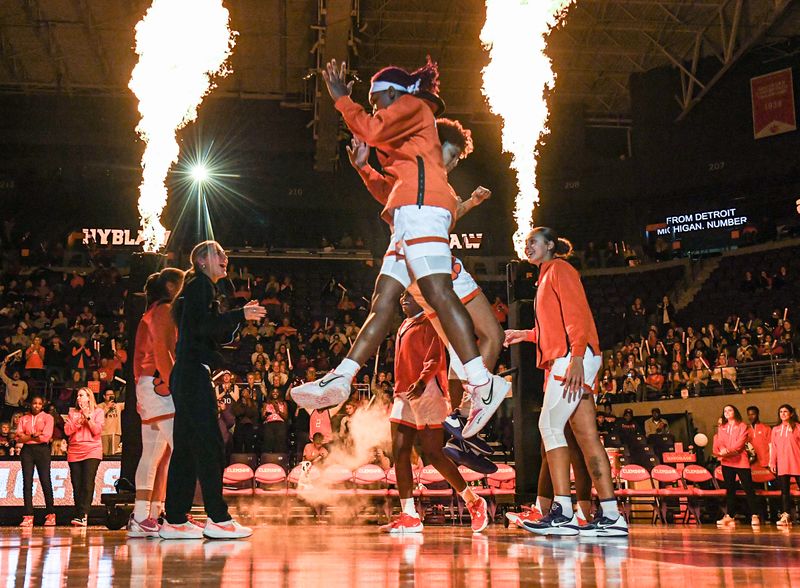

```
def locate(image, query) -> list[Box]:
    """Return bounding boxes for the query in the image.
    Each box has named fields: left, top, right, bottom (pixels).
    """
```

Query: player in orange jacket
left=128, top=268, right=183, bottom=538
left=504, top=227, right=625, bottom=538
left=291, top=59, right=509, bottom=437
left=380, top=292, right=488, bottom=534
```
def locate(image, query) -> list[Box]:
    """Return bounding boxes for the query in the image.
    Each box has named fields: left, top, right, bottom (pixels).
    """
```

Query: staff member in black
left=159, top=240, right=266, bottom=540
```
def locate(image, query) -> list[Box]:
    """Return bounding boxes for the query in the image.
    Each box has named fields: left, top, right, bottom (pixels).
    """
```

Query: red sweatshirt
left=17, top=412, right=53, bottom=445
left=523, top=259, right=600, bottom=369
left=393, top=314, right=446, bottom=396
left=335, top=94, right=458, bottom=224
left=133, top=302, right=177, bottom=393
left=770, top=423, right=800, bottom=476
left=64, top=407, right=104, bottom=462
left=713, top=421, right=750, bottom=468
left=747, top=422, right=772, bottom=467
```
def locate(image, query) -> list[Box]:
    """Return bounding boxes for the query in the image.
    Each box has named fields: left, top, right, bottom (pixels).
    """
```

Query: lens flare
left=129, top=0, right=236, bottom=252
left=481, top=0, right=572, bottom=259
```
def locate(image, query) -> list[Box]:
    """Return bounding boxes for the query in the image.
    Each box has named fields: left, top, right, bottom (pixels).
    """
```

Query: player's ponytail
left=531, top=227, right=573, bottom=258
left=411, top=56, right=440, bottom=95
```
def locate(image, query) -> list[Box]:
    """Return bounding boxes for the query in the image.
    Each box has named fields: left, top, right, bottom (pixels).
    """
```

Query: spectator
left=64, top=387, right=104, bottom=527
left=740, top=271, right=756, bottom=293
left=736, top=337, right=755, bottom=363
left=656, top=296, right=675, bottom=327
left=597, top=369, right=617, bottom=404
left=24, top=336, right=45, bottom=380
left=217, top=399, right=235, bottom=463
left=303, top=432, right=329, bottom=463
left=644, top=408, right=670, bottom=437
left=666, top=361, right=689, bottom=398
left=628, top=297, right=647, bottom=337
left=69, top=335, right=92, bottom=379
left=100, top=390, right=123, bottom=456
left=266, top=361, right=288, bottom=388
left=643, top=364, right=665, bottom=401
left=714, top=405, right=760, bottom=528
left=251, top=343, right=269, bottom=369
left=1, top=359, right=28, bottom=422
left=370, top=446, right=391, bottom=470
left=240, top=372, right=266, bottom=407
left=687, top=357, right=711, bottom=397
left=215, top=371, right=239, bottom=407
left=48, top=405, right=65, bottom=456
left=620, top=369, right=641, bottom=403
left=746, top=406, right=771, bottom=468
left=16, top=395, right=55, bottom=527
left=261, top=388, right=288, bottom=454
left=46, top=336, right=68, bottom=383
left=231, top=388, right=260, bottom=454
left=0, top=421, right=12, bottom=456
left=337, top=401, right=357, bottom=448
left=619, top=409, right=640, bottom=441
left=769, top=404, right=800, bottom=527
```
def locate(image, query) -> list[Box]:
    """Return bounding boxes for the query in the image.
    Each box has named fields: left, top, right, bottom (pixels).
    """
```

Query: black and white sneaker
left=443, top=440, right=498, bottom=474
left=522, top=503, right=580, bottom=536
left=443, top=411, right=493, bottom=455
left=579, top=512, right=629, bottom=537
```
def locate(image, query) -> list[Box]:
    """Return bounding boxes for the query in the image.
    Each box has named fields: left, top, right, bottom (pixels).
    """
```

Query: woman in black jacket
left=160, top=241, right=266, bottom=540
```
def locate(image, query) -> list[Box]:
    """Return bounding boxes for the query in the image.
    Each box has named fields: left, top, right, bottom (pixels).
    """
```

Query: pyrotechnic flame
left=481, top=0, right=572, bottom=259
left=129, top=0, right=236, bottom=252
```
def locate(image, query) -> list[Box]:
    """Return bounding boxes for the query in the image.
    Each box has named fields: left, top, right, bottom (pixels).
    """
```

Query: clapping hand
left=243, top=300, right=267, bottom=322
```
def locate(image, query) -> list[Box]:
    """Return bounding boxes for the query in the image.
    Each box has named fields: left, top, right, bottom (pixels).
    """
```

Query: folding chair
left=615, top=464, right=657, bottom=523
left=222, top=463, right=255, bottom=496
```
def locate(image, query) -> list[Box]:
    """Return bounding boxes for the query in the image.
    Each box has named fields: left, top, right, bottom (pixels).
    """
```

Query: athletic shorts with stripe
left=379, top=205, right=454, bottom=286
left=390, top=378, right=451, bottom=430
left=539, top=349, right=601, bottom=451
left=136, top=375, right=176, bottom=423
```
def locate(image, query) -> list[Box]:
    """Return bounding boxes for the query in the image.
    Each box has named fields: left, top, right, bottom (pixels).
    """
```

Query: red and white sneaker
left=290, top=373, right=352, bottom=411
left=506, top=505, right=543, bottom=528
left=44, top=513, right=56, bottom=527
left=187, top=514, right=204, bottom=529
left=379, top=513, right=424, bottom=535
left=203, top=518, right=253, bottom=539
left=467, top=496, right=489, bottom=533
left=462, top=375, right=512, bottom=438
left=19, top=516, right=34, bottom=528
left=159, top=520, right=204, bottom=540
left=127, top=514, right=160, bottom=538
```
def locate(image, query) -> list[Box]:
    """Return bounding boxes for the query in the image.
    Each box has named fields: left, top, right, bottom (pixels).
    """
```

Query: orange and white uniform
left=336, top=94, right=457, bottom=284
left=133, top=302, right=177, bottom=423
left=747, top=422, right=772, bottom=468
left=523, top=259, right=601, bottom=451
left=389, top=313, right=450, bottom=430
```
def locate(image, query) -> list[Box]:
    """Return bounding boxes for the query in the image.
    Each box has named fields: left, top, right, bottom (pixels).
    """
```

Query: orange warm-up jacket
left=133, top=302, right=177, bottom=393
left=335, top=94, right=458, bottom=224
left=393, top=314, right=447, bottom=396
left=523, top=259, right=600, bottom=369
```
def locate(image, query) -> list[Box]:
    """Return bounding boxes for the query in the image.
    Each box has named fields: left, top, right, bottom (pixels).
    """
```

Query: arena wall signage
left=82, top=228, right=171, bottom=247
left=449, top=233, right=483, bottom=250
left=0, top=461, right=119, bottom=507
left=751, top=68, right=796, bottom=140
left=653, top=208, right=748, bottom=237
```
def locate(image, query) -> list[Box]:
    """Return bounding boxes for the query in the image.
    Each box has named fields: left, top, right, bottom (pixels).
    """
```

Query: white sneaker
left=203, top=518, right=253, bottom=539
left=751, top=515, right=761, bottom=527
left=290, top=373, right=352, bottom=411
left=462, top=375, right=511, bottom=438
left=716, top=514, right=735, bottom=527
left=159, top=520, right=205, bottom=540
left=777, top=512, right=792, bottom=527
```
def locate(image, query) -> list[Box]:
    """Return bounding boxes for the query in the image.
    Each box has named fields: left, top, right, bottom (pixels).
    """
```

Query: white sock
left=400, top=498, right=417, bottom=517
left=577, top=504, right=586, bottom=521
left=464, top=357, right=490, bottom=388
left=336, top=358, right=360, bottom=379
left=601, top=499, right=619, bottom=518
left=534, top=497, right=543, bottom=512
left=133, top=499, right=149, bottom=522
left=555, top=495, right=572, bottom=515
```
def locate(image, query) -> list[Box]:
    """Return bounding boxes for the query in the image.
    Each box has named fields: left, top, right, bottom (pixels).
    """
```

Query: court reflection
left=0, top=526, right=798, bottom=587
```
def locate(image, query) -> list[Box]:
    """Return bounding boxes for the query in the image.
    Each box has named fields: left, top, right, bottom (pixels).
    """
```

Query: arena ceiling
left=0, top=0, right=798, bottom=119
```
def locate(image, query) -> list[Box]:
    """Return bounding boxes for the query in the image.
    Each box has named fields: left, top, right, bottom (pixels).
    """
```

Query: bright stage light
left=191, top=165, right=210, bottom=183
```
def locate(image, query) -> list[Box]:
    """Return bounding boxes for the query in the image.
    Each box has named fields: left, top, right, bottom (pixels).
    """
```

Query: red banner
left=751, top=68, right=796, bottom=139
left=662, top=451, right=696, bottom=464
left=0, top=460, right=119, bottom=507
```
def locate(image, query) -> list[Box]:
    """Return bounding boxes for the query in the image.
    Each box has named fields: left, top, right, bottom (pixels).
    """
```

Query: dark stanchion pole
left=118, top=251, right=166, bottom=491
left=507, top=260, right=544, bottom=506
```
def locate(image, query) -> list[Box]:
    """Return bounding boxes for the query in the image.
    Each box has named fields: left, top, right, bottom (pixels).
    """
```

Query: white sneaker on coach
left=290, top=373, right=352, bottom=411
left=159, top=520, right=205, bottom=540
left=462, top=375, right=511, bottom=438
left=203, top=518, right=253, bottom=539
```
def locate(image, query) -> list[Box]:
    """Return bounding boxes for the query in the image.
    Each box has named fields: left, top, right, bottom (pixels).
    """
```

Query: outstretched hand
left=470, top=186, right=492, bottom=205
left=346, top=137, right=370, bottom=169
left=503, top=329, right=528, bottom=347
left=322, top=59, right=353, bottom=101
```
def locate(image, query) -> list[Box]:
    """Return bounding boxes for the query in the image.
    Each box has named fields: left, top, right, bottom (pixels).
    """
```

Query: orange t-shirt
left=393, top=314, right=446, bottom=396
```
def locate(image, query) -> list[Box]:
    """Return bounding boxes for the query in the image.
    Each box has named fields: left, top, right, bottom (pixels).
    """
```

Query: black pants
left=21, top=444, right=54, bottom=515
left=233, top=422, right=259, bottom=453
left=69, top=458, right=101, bottom=519
left=262, top=422, right=287, bottom=454
left=166, top=362, right=230, bottom=524
left=778, top=474, right=800, bottom=514
left=722, top=465, right=758, bottom=517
